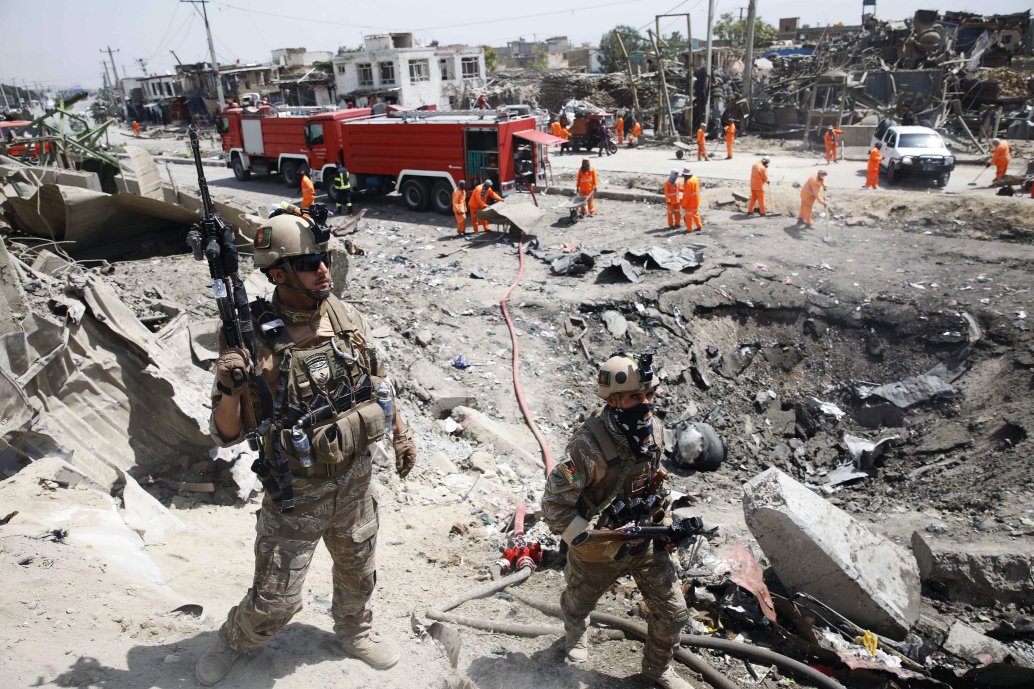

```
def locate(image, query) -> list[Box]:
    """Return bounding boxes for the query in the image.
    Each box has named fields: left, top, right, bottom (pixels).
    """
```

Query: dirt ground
left=2, top=126, right=1033, bottom=689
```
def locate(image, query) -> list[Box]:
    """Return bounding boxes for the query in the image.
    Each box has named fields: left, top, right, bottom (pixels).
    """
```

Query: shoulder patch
left=254, top=226, right=272, bottom=249
left=558, top=459, right=581, bottom=486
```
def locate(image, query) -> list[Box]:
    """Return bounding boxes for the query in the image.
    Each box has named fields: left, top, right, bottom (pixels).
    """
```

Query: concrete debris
left=743, top=468, right=920, bottom=639
left=911, top=531, right=1034, bottom=607
left=601, top=310, right=627, bottom=339
left=407, top=359, right=477, bottom=419
left=943, top=621, right=1031, bottom=667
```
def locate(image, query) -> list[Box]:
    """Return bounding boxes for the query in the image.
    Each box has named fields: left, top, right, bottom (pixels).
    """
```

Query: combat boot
left=338, top=631, right=400, bottom=670
left=564, top=628, right=588, bottom=663
left=643, top=666, right=695, bottom=689
left=195, top=636, right=243, bottom=686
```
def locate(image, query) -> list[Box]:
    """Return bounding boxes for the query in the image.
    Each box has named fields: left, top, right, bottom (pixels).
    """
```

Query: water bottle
left=290, top=427, right=315, bottom=468
left=375, top=380, right=394, bottom=437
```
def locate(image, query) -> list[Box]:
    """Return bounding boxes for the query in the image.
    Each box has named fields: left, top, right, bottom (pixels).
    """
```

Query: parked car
left=871, top=121, right=955, bottom=186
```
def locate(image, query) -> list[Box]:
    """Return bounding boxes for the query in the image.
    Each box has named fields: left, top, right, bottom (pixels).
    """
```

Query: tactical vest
left=255, top=296, right=386, bottom=478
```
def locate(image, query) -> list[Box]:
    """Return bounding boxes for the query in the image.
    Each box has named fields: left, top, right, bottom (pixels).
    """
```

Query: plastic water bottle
left=375, top=380, right=394, bottom=436
left=290, top=427, right=315, bottom=468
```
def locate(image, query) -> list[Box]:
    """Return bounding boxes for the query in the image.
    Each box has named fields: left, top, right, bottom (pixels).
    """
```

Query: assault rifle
left=184, top=127, right=293, bottom=512
left=570, top=517, right=713, bottom=552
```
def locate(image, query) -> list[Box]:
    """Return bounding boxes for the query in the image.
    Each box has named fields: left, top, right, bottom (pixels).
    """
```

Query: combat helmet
left=253, top=210, right=329, bottom=269
left=597, top=351, right=659, bottom=400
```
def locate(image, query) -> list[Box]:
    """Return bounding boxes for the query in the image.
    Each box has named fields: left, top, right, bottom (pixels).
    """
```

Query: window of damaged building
left=410, top=58, right=430, bottom=83
left=357, top=63, right=374, bottom=87
left=461, top=56, right=480, bottom=80
left=380, top=61, right=395, bottom=85
left=438, top=58, right=454, bottom=81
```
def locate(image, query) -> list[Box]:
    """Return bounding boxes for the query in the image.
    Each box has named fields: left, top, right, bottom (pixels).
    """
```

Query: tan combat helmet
left=597, top=352, right=659, bottom=400
left=253, top=212, right=327, bottom=269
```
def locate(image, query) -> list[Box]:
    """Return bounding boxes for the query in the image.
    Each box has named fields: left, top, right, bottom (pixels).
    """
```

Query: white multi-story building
left=332, top=33, right=487, bottom=109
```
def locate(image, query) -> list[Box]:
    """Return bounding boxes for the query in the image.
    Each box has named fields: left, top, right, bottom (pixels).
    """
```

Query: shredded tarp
left=1, top=258, right=214, bottom=489
left=843, top=433, right=901, bottom=469
left=852, top=313, right=980, bottom=427
left=626, top=245, right=706, bottom=272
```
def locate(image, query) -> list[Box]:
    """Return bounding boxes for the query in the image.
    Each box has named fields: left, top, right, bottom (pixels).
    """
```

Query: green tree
left=482, top=45, right=499, bottom=73
left=713, top=13, right=778, bottom=50
left=529, top=45, right=548, bottom=71
left=599, top=25, right=649, bottom=73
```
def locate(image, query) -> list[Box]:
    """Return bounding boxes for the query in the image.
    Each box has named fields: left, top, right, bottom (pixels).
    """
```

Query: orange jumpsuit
left=724, top=122, right=736, bottom=158
left=616, top=117, right=624, bottom=144
left=696, top=127, right=708, bottom=160
left=630, top=122, right=642, bottom=146
left=664, top=178, right=682, bottom=228
left=798, top=173, right=826, bottom=225
left=551, top=121, right=563, bottom=138
left=748, top=161, right=768, bottom=215
left=132, top=120, right=140, bottom=136
left=576, top=165, right=598, bottom=216
left=990, top=140, right=1011, bottom=180
left=300, top=174, right=315, bottom=209
left=452, top=186, right=468, bottom=234
left=824, top=128, right=844, bottom=163
left=680, top=175, right=702, bottom=231
left=468, top=183, right=502, bottom=231
left=865, top=147, right=882, bottom=189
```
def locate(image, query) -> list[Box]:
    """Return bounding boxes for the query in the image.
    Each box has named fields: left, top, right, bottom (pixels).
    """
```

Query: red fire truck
left=219, top=106, right=372, bottom=189
left=335, top=110, right=562, bottom=213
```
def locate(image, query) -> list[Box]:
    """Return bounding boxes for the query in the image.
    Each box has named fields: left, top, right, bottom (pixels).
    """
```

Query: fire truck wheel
left=430, top=181, right=453, bottom=215
left=281, top=161, right=301, bottom=187
left=323, top=169, right=339, bottom=201
left=232, top=156, right=251, bottom=181
left=400, top=178, right=430, bottom=212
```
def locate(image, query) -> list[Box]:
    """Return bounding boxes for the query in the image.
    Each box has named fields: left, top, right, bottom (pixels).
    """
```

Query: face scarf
left=609, top=402, right=656, bottom=457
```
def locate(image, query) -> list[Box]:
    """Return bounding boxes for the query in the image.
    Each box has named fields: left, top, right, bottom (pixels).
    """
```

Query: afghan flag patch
left=254, top=226, right=272, bottom=249
left=559, top=460, right=581, bottom=486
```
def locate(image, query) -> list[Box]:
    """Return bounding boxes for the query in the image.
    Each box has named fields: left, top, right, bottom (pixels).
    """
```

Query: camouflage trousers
left=219, top=453, right=379, bottom=653
left=560, top=543, right=688, bottom=676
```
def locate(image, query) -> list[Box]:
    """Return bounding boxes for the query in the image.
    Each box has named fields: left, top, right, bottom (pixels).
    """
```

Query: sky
left=0, top=0, right=1030, bottom=91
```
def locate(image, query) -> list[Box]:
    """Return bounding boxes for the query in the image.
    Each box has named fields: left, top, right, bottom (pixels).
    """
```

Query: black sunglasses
left=289, top=252, right=329, bottom=272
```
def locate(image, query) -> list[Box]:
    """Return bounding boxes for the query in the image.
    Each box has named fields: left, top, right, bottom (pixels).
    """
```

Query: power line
left=144, top=2, right=183, bottom=61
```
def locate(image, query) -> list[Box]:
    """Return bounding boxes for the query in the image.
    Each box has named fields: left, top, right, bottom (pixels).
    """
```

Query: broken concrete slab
left=944, top=621, right=1031, bottom=667
left=911, top=531, right=1034, bottom=607
left=602, top=310, right=627, bottom=339
left=743, top=467, right=920, bottom=639
left=449, top=406, right=542, bottom=475
left=407, top=359, right=477, bottom=419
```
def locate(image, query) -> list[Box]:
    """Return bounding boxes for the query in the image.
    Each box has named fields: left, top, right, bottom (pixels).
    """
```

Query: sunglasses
left=289, top=252, right=329, bottom=272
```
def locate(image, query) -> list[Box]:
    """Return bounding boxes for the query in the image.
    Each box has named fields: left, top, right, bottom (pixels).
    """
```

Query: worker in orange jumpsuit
left=468, top=179, right=502, bottom=232
left=747, top=156, right=770, bottom=216
left=824, top=126, right=844, bottom=163
left=663, top=168, right=682, bottom=229
left=559, top=125, right=571, bottom=155
left=576, top=158, right=598, bottom=217
left=797, top=170, right=828, bottom=228
left=551, top=119, right=563, bottom=139
left=865, top=142, right=882, bottom=189
left=696, top=126, right=708, bottom=161
left=452, top=179, right=468, bottom=235
left=724, top=120, right=736, bottom=159
left=989, top=138, right=1011, bottom=181
left=300, top=167, right=315, bottom=209
left=616, top=115, right=624, bottom=144
left=629, top=120, right=642, bottom=147
left=132, top=120, right=140, bottom=137
left=679, top=168, right=702, bottom=232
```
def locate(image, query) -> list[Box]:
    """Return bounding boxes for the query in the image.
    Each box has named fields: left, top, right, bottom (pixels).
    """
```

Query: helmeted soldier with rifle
left=542, top=351, right=702, bottom=689
left=188, top=127, right=418, bottom=686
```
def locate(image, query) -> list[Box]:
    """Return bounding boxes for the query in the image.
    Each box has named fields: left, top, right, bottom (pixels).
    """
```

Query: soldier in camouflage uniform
left=196, top=210, right=418, bottom=686
left=542, top=353, right=694, bottom=689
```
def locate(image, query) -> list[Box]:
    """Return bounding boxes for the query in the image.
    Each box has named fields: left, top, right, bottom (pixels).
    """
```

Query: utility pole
left=102, top=46, right=126, bottom=120
left=743, top=0, right=757, bottom=120
left=704, top=0, right=716, bottom=131
left=649, top=28, right=675, bottom=137
left=0, top=82, right=9, bottom=110
left=181, top=0, right=225, bottom=108
left=657, top=13, right=694, bottom=134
